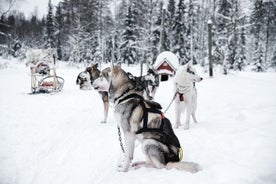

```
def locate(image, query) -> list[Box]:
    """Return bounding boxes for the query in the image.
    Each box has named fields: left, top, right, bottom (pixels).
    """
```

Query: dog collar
left=113, top=87, right=136, bottom=106
left=176, top=83, right=193, bottom=94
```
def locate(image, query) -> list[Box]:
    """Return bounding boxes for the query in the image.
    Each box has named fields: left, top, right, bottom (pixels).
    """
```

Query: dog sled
left=26, top=49, right=65, bottom=94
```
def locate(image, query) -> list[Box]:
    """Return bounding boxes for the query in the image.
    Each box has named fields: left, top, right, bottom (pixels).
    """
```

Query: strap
left=120, top=93, right=181, bottom=161
left=117, top=93, right=142, bottom=105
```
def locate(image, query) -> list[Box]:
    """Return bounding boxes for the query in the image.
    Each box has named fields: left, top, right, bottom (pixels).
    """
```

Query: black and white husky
left=93, top=65, right=201, bottom=172
left=144, top=68, right=160, bottom=99
left=76, top=64, right=109, bottom=124
left=126, top=68, right=159, bottom=100
left=174, top=61, right=203, bottom=129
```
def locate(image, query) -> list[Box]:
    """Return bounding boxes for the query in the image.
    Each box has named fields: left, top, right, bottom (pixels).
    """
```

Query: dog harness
left=175, top=82, right=195, bottom=102
left=117, top=93, right=183, bottom=161
left=178, top=93, right=184, bottom=101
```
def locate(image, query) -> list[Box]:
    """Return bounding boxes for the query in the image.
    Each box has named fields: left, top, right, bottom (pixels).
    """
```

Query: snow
left=156, top=69, right=174, bottom=75
left=1, top=58, right=276, bottom=184
left=154, top=51, right=180, bottom=70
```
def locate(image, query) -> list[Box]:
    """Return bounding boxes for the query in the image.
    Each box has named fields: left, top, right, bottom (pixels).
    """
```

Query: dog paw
left=189, top=163, right=202, bottom=173
left=131, top=161, right=146, bottom=169
left=174, top=123, right=181, bottom=129
left=184, top=124, right=189, bottom=130
left=117, top=166, right=129, bottom=172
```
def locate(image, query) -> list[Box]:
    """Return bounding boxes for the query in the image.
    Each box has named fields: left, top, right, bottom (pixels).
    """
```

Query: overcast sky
left=10, top=0, right=61, bottom=19
left=5, top=0, right=253, bottom=20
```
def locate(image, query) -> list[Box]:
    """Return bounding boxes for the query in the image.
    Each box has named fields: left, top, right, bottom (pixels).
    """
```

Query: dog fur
left=144, top=68, right=160, bottom=99
left=76, top=65, right=159, bottom=123
left=174, top=61, right=203, bottom=129
left=93, top=65, right=201, bottom=172
left=126, top=69, right=159, bottom=100
left=76, top=71, right=92, bottom=90
left=76, top=64, right=109, bottom=123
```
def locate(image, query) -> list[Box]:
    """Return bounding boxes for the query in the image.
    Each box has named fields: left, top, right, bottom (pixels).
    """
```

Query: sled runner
left=27, top=49, right=65, bottom=94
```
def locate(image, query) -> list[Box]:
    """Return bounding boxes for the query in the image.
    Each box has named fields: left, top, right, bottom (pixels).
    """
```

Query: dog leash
left=117, top=126, right=125, bottom=153
left=163, top=92, right=177, bottom=114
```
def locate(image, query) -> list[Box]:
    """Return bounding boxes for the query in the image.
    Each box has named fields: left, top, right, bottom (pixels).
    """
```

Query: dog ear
left=86, top=67, right=92, bottom=72
left=112, top=65, right=120, bottom=76
left=92, top=63, right=99, bottom=70
left=187, top=61, right=193, bottom=67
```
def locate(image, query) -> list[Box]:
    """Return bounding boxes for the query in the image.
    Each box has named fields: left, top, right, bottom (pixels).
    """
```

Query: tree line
left=0, top=0, right=276, bottom=72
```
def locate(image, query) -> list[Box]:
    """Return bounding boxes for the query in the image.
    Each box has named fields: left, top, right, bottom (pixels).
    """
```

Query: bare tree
left=0, top=0, right=17, bottom=17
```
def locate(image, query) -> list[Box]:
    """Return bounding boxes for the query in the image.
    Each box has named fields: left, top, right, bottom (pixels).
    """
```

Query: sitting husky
left=174, top=61, right=203, bottom=129
left=93, top=65, right=201, bottom=172
left=76, top=64, right=109, bottom=124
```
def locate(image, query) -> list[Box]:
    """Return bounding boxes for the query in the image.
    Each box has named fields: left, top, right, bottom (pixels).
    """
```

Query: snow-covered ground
left=0, top=59, right=276, bottom=184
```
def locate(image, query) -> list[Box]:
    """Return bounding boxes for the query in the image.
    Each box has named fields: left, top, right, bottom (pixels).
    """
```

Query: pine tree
left=187, top=0, right=201, bottom=64
left=271, top=50, right=276, bottom=70
left=250, top=0, right=265, bottom=51
left=234, top=27, right=247, bottom=71
left=250, top=0, right=265, bottom=70
left=120, top=6, right=138, bottom=65
left=226, top=0, right=239, bottom=69
left=55, top=3, right=63, bottom=60
left=150, top=1, right=163, bottom=63
left=263, top=1, right=276, bottom=65
left=98, top=0, right=114, bottom=64
left=214, top=0, right=232, bottom=72
left=252, top=45, right=266, bottom=72
left=167, top=0, right=176, bottom=50
left=131, top=0, right=152, bottom=65
left=45, top=0, right=56, bottom=49
left=173, top=0, right=188, bottom=64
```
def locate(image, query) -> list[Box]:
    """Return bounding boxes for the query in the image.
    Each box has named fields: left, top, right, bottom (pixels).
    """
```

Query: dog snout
left=195, top=77, right=203, bottom=82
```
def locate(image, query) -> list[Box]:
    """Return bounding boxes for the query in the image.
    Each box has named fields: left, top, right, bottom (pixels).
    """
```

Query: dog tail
left=166, top=161, right=202, bottom=173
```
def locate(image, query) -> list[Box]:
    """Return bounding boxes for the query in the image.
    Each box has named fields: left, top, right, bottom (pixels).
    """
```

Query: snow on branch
left=0, top=0, right=17, bottom=16
left=216, top=12, right=231, bottom=21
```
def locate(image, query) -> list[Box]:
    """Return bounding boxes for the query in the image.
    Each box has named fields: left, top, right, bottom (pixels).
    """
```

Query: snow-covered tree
left=120, top=6, right=139, bottom=65
left=234, top=27, right=247, bottom=71
left=45, top=0, right=56, bottom=49
left=167, top=0, right=176, bottom=50
left=173, top=0, right=189, bottom=64
left=252, top=45, right=266, bottom=72
left=271, top=50, right=276, bottom=70
left=55, top=3, right=63, bottom=60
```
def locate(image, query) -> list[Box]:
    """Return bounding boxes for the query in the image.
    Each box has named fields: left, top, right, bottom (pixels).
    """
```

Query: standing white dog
left=174, top=61, right=203, bottom=129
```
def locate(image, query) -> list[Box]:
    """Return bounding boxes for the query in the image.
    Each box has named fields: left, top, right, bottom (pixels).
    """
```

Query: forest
left=1, top=0, right=276, bottom=73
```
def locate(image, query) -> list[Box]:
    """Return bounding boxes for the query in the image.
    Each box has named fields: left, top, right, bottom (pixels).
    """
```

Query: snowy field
left=0, top=59, right=276, bottom=184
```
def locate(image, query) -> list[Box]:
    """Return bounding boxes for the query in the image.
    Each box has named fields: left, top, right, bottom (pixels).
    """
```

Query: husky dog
left=76, top=70, right=92, bottom=90
left=76, top=64, right=109, bottom=123
left=144, top=68, right=160, bottom=99
left=93, top=65, right=201, bottom=172
left=174, top=61, right=203, bottom=129
left=127, top=68, right=159, bottom=100
left=126, top=71, right=158, bottom=100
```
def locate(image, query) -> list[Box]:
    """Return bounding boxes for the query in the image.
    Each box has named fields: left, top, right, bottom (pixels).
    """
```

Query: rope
left=163, top=92, right=177, bottom=114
